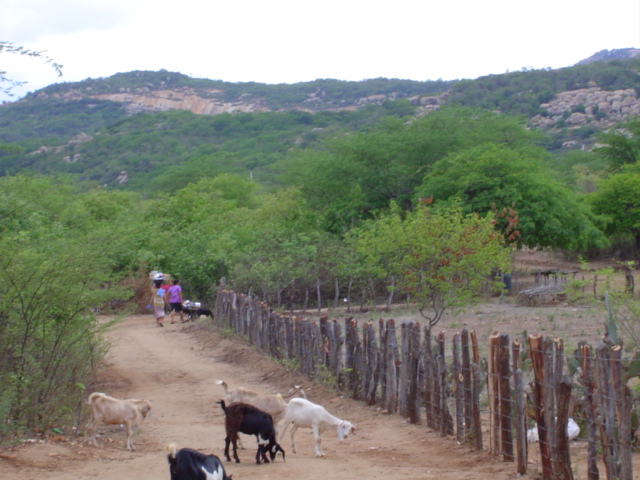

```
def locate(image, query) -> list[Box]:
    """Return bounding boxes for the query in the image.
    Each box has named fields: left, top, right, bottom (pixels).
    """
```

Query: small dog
left=196, top=308, right=213, bottom=318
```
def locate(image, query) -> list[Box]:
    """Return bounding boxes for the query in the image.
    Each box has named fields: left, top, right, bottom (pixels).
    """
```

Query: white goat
left=527, top=417, right=580, bottom=443
left=85, top=392, right=151, bottom=450
left=279, top=397, right=355, bottom=458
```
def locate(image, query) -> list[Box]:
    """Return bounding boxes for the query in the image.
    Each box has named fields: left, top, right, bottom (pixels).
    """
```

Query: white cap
left=153, top=273, right=164, bottom=281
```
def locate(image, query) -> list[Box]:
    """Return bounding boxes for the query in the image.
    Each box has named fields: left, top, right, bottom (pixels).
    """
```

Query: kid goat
left=279, top=397, right=355, bottom=458
left=218, top=400, right=285, bottom=464
left=85, top=392, right=151, bottom=451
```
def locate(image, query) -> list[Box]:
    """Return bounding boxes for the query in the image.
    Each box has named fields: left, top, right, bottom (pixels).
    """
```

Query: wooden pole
left=424, top=326, right=435, bottom=429
left=580, top=343, right=600, bottom=480
left=453, top=333, right=464, bottom=442
left=528, top=334, right=551, bottom=480
left=611, top=344, right=633, bottom=480
left=384, top=320, right=398, bottom=414
left=461, top=328, right=472, bottom=441
left=556, top=376, right=574, bottom=480
left=596, top=341, right=620, bottom=480
left=514, top=368, right=527, bottom=475
left=488, top=332, right=500, bottom=455
left=498, top=333, right=513, bottom=461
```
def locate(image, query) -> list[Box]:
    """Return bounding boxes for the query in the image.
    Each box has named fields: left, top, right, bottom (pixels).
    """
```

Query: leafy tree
left=276, top=107, right=545, bottom=234
left=415, top=144, right=607, bottom=251
left=0, top=176, right=134, bottom=433
left=594, top=119, right=640, bottom=171
left=588, top=167, right=640, bottom=257
left=347, top=203, right=511, bottom=329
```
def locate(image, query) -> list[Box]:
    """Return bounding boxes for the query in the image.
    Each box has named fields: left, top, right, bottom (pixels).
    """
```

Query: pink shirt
left=168, top=284, right=182, bottom=303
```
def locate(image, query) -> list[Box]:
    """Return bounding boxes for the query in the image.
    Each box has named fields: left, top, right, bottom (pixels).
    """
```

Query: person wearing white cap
left=148, top=273, right=168, bottom=327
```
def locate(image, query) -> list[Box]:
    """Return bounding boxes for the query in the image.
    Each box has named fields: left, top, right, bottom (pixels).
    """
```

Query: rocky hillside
left=25, top=51, right=640, bottom=137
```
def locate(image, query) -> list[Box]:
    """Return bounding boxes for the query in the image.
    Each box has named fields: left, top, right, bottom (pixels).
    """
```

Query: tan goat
left=216, top=379, right=305, bottom=447
left=85, top=392, right=151, bottom=450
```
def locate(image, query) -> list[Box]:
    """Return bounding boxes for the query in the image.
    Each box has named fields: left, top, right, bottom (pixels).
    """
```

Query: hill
left=2, top=51, right=640, bottom=189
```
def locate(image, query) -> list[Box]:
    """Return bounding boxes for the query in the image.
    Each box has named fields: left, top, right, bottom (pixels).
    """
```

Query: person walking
left=167, top=279, right=185, bottom=323
left=149, top=274, right=168, bottom=327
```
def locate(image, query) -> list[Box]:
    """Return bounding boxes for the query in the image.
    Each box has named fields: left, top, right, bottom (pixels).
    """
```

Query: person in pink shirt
left=167, top=279, right=185, bottom=323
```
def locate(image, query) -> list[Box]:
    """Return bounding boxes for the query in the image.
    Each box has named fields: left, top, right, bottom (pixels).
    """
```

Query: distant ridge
left=575, top=48, right=640, bottom=65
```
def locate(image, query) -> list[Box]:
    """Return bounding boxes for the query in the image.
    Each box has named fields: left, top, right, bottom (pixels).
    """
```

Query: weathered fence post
left=611, top=344, right=633, bottom=480
left=407, top=322, right=421, bottom=424
left=512, top=339, right=527, bottom=475
left=424, top=326, right=435, bottom=429
left=384, top=320, right=398, bottom=414
left=399, top=322, right=410, bottom=418
left=461, top=328, right=472, bottom=441
left=596, top=340, right=619, bottom=480
left=362, top=321, right=379, bottom=405
left=528, top=334, right=551, bottom=480
left=436, top=331, right=453, bottom=436
left=489, top=332, right=500, bottom=455
left=580, top=342, right=600, bottom=480
left=499, top=333, right=513, bottom=462
left=453, top=333, right=464, bottom=442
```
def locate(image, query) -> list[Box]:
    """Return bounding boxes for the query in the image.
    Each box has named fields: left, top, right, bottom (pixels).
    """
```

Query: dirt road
left=0, top=314, right=527, bottom=480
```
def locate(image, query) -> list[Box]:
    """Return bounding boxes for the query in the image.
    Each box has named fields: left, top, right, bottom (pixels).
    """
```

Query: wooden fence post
left=499, top=333, right=513, bottom=462
left=408, top=322, right=421, bottom=424
left=461, top=328, right=472, bottom=441
left=379, top=320, right=388, bottom=408
left=556, top=376, right=574, bottom=480
left=611, top=344, right=633, bottom=480
left=596, top=340, right=620, bottom=480
left=489, top=332, right=500, bottom=455
left=424, top=326, right=435, bottom=429
left=580, top=342, right=600, bottom=480
left=512, top=339, right=527, bottom=475
left=528, top=334, right=551, bottom=480
left=436, top=331, right=453, bottom=436
left=384, top=320, right=398, bottom=414
left=453, top=333, right=464, bottom=442
left=362, top=321, right=379, bottom=405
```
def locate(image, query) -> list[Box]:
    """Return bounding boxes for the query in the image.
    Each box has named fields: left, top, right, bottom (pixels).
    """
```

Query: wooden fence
left=214, top=289, right=634, bottom=480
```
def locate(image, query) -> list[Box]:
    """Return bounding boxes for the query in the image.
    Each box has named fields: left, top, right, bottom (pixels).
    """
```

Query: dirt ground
left=0, top=250, right=638, bottom=480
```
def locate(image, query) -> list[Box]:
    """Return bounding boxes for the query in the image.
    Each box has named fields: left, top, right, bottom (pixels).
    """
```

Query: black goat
left=167, top=443, right=232, bottom=480
left=218, top=400, right=285, bottom=464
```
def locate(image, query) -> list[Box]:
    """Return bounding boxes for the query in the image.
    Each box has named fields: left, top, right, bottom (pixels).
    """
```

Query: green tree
left=0, top=176, right=133, bottom=433
left=588, top=167, right=640, bottom=256
left=415, top=144, right=607, bottom=251
left=276, top=107, right=545, bottom=233
left=348, top=204, right=511, bottom=329
left=594, top=119, right=640, bottom=171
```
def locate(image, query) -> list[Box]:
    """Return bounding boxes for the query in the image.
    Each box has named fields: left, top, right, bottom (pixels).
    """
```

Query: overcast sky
left=2, top=0, right=639, bottom=102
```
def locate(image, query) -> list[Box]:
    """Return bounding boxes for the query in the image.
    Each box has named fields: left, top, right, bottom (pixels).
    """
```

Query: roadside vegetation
left=3, top=56, right=640, bottom=439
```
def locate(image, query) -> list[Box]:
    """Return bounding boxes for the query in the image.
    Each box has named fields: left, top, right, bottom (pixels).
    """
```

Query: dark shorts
left=170, top=302, right=182, bottom=312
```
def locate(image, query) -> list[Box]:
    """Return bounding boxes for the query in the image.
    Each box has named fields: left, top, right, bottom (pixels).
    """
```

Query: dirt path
left=0, top=313, right=529, bottom=480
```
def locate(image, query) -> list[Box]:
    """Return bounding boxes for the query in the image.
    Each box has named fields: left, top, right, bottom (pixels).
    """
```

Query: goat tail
left=86, top=392, right=104, bottom=405
left=166, top=442, right=178, bottom=458
left=215, top=379, right=228, bottom=392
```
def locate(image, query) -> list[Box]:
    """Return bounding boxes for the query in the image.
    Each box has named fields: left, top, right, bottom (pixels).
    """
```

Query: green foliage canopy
left=415, top=144, right=607, bottom=251
left=588, top=167, right=640, bottom=253
left=347, top=204, right=511, bottom=328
